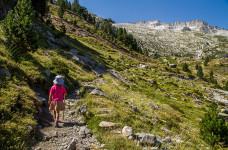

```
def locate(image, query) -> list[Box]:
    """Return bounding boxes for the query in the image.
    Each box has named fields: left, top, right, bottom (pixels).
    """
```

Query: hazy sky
left=70, top=0, right=228, bottom=29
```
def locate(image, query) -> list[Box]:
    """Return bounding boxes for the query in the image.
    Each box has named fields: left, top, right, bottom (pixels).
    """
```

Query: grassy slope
left=0, top=4, right=227, bottom=150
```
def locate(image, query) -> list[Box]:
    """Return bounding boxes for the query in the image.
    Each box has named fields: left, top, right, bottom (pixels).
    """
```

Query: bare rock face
left=114, top=20, right=228, bottom=59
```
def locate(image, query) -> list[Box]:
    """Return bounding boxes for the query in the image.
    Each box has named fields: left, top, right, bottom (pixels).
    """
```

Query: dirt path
left=32, top=98, right=101, bottom=150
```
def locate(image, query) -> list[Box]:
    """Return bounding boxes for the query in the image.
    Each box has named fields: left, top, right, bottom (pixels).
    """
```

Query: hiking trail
left=32, top=91, right=102, bottom=150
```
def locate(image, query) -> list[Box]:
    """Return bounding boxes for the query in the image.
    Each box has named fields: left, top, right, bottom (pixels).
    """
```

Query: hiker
left=49, top=75, right=67, bottom=127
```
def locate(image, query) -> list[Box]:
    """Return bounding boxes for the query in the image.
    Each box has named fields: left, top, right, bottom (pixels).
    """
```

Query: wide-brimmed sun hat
left=53, top=75, right=64, bottom=85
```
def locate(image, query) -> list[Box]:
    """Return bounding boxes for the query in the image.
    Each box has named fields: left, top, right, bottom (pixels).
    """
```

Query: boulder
left=161, top=127, right=172, bottom=133
left=130, top=105, right=138, bottom=112
left=99, top=121, right=116, bottom=127
left=122, top=126, right=134, bottom=137
left=162, top=137, right=171, bottom=143
left=221, top=109, right=228, bottom=114
left=219, top=113, right=228, bottom=122
left=90, top=88, right=109, bottom=98
left=0, top=68, right=11, bottom=77
left=76, top=105, right=87, bottom=115
left=169, top=64, right=177, bottom=68
left=37, top=96, right=47, bottom=106
left=135, top=133, right=158, bottom=146
left=171, top=136, right=184, bottom=143
left=79, top=126, right=91, bottom=138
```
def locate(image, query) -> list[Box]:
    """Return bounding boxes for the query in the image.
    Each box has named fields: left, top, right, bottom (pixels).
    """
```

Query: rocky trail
left=32, top=96, right=102, bottom=150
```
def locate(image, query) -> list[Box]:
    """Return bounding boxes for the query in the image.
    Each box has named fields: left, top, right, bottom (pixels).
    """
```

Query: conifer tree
left=195, top=64, right=199, bottom=70
left=197, top=66, right=204, bottom=78
left=72, top=0, right=79, bottom=12
left=1, top=0, right=38, bottom=60
left=204, top=56, right=210, bottom=66
left=200, top=102, right=228, bottom=149
left=57, top=0, right=64, bottom=18
left=210, top=71, right=217, bottom=85
left=182, top=63, right=191, bottom=73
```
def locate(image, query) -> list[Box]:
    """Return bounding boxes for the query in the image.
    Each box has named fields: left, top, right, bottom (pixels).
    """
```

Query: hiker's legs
left=53, top=110, right=56, bottom=117
left=56, top=110, right=60, bottom=121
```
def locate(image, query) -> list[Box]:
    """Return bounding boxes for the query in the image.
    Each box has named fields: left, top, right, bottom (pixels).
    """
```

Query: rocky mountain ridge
left=114, top=20, right=228, bottom=58
left=120, top=20, right=228, bottom=36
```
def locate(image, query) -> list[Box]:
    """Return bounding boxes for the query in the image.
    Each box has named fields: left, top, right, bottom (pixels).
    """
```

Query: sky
left=70, top=0, right=228, bottom=29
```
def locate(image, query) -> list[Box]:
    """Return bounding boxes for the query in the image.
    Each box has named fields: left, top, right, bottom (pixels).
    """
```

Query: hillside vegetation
left=0, top=1, right=228, bottom=150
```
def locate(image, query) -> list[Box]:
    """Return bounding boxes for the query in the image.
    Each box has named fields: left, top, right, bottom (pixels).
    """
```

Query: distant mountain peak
left=118, top=20, right=227, bottom=35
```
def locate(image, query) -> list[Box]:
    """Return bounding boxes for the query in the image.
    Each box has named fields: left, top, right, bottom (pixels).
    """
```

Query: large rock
left=221, top=109, right=228, bottom=114
left=162, top=137, right=171, bottom=143
left=161, top=126, right=172, bottom=133
left=76, top=105, right=87, bottom=115
left=219, top=113, right=228, bottom=122
left=0, top=68, right=11, bottom=77
left=130, top=105, right=139, bottom=112
left=122, top=126, right=134, bottom=137
left=99, top=121, right=116, bottom=127
left=37, top=96, right=47, bottom=106
left=135, top=133, right=159, bottom=146
left=90, top=88, right=109, bottom=98
left=79, top=126, right=91, bottom=138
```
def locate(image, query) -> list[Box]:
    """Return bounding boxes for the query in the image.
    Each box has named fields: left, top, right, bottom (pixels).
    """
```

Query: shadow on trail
left=63, top=122, right=85, bottom=127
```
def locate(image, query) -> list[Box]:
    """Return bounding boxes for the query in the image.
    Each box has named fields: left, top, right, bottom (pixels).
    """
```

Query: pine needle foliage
left=1, top=0, right=38, bottom=60
left=200, top=102, right=228, bottom=149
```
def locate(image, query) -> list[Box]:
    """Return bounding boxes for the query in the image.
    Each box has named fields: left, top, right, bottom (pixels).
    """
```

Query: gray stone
left=161, top=147, right=170, bottom=150
left=37, top=96, right=47, bottom=105
left=67, top=139, right=76, bottom=150
left=171, top=136, right=184, bottom=143
left=122, top=126, right=134, bottom=137
left=90, top=88, right=109, bottom=98
left=99, top=121, right=116, bottom=127
left=69, top=110, right=77, bottom=116
left=77, top=105, right=87, bottom=115
left=169, top=64, right=177, bottom=68
left=162, top=137, right=171, bottom=143
left=130, top=105, right=138, bottom=112
left=221, top=109, right=228, bottom=114
left=128, top=135, right=133, bottom=140
left=161, top=127, right=172, bottom=133
left=219, top=113, right=228, bottom=122
left=135, top=133, right=157, bottom=146
left=0, top=68, right=11, bottom=77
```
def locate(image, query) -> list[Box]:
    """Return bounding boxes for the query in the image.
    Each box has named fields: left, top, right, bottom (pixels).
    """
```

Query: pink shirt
left=49, top=85, right=67, bottom=101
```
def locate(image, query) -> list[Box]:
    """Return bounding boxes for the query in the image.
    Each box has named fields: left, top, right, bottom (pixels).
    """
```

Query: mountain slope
left=114, top=20, right=228, bottom=58
left=0, top=3, right=228, bottom=150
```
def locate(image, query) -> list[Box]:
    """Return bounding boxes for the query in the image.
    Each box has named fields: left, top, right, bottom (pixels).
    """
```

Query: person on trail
left=49, top=75, right=67, bottom=127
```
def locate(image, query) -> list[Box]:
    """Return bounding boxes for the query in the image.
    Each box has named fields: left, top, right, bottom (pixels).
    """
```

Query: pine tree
left=200, top=102, right=228, bottom=149
left=182, top=63, right=191, bottom=73
left=197, top=66, right=204, bottom=78
left=204, top=57, right=210, bottom=66
left=57, top=0, right=64, bottom=18
left=210, top=71, right=217, bottom=84
left=195, top=64, right=199, bottom=70
left=1, top=0, right=38, bottom=60
left=72, top=0, right=79, bottom=12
